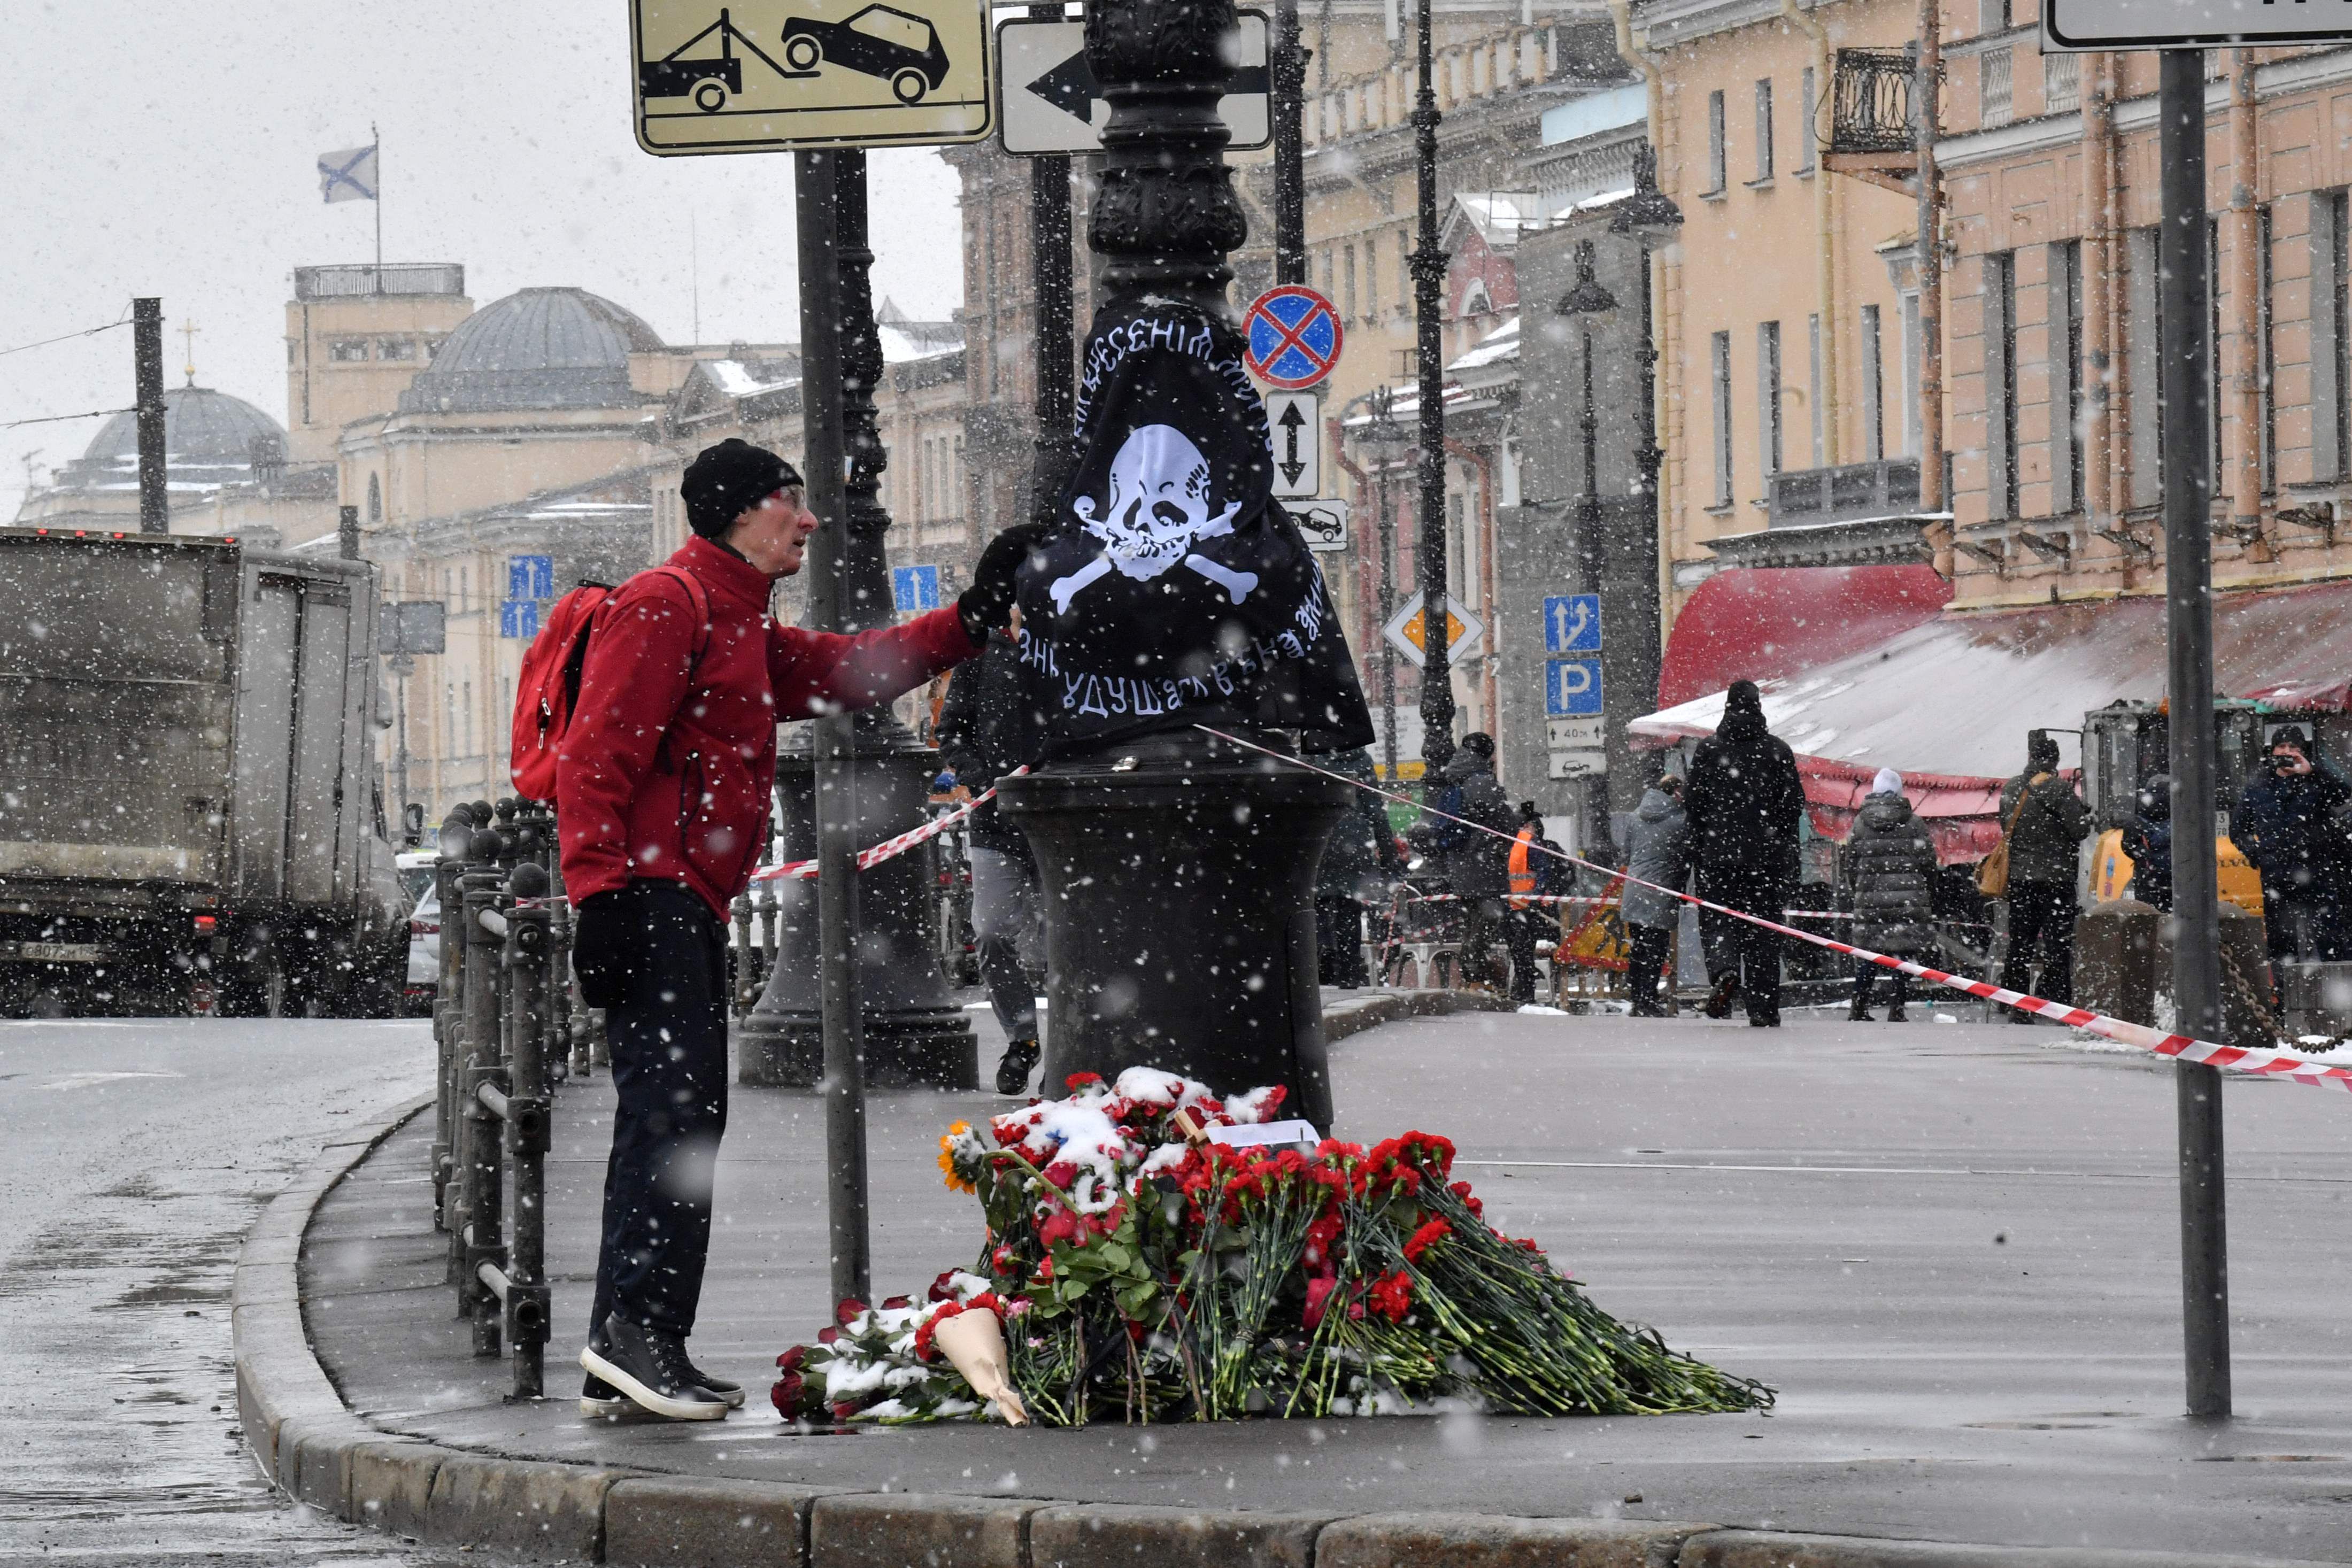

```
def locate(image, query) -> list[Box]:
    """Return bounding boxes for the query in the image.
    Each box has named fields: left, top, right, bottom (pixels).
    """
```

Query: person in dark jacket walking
left=935, top=620, right=1049, bottom=1093
left=1684, top=681, right=1806, bottom=1026
left=1314, top=748, right=1395, bottom=987
left=2118, top=773, right=2173, bottom=914
left=560, top=439, right=1034, bottom=1422
left=1425, top=733, right=1516, bottom=988
left=1620, top=772, right=1691, bottom=1017
left=1995, top=731, right=2091, bottom=1019
left=2235, top=727, right=2352, bottom=962
left=1842, top=768, right=1937, bottom=1021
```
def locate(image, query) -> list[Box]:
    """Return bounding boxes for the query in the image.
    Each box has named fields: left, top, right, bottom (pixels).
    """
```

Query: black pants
left=1315, top=893, right=1368, bottom=987
left=588, top=882, right=731, bottom=1341
left=1852, top=959, right=1911, bottom=1014
left=1505, top=907, right=1549, bottom=1004
left=2000, top=879, right=2076, bottom=1007
left=1460, top=895, right=1508, bottom=988
left=1627, top=923, right=1673, bottom=1014
left=2266, top=890, right=2343, bottom=964
left=1697, top=868, right=1784, bottom=1023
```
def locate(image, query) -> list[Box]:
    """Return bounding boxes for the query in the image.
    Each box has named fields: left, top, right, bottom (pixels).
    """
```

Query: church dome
left=397, top=287, right=664, bottom=414
left=81, top=384, right=284, bottom=472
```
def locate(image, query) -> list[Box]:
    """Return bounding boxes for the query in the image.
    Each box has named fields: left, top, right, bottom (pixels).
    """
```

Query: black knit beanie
left=682, top=439, right=803, bottom=538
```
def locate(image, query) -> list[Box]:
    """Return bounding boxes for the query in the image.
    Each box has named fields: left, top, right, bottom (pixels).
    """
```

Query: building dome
left=81, top=384, right=284, bottom=472
left=397, top=287, right=664, bottom=414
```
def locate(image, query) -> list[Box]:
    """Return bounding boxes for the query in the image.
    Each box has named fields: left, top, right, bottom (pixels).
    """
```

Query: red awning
left=1634, top=577, right=2352, bottom=863
left=1656, top=564, right=1953, bottom=708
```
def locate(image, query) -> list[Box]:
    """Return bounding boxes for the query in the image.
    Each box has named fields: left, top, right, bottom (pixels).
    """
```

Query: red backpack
left=510, top=567, right=710, bottom=804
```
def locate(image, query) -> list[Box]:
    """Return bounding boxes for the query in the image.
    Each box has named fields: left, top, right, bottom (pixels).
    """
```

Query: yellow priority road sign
left=632, top=0, right=994, bottom=153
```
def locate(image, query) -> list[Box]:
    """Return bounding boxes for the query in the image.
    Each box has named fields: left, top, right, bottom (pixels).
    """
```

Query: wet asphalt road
left=0, top=1017, right=468, bottom=1567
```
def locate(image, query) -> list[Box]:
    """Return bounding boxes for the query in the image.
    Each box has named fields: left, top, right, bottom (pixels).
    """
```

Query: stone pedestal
left=998, top=728, right=1347, bottom=1130
left=736, top=721, right=977, bottom=1088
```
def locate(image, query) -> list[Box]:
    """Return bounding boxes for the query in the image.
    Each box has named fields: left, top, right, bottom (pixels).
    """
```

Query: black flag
left=1013, top=302, right=1375, bottom=759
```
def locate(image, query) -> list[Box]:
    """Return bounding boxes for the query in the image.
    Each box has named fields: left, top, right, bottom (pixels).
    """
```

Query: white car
left=397, top=850, right=441, bottom=1014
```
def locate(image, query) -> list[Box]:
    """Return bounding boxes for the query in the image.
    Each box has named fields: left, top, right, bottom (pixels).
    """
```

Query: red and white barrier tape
left=1403, top=892, right=1853, bottom=917
left=1194, top=724, right=2352, bottom=1095
left=748, top=767, right=1031, bottom=884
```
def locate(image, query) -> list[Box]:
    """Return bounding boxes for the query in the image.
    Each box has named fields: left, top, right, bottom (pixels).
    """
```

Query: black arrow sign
left=1027, top=48, right=1100, bottom=125
left=1025, top=39, right=1270, bottom=130
left=1275, top=400, right=1308, bottom=486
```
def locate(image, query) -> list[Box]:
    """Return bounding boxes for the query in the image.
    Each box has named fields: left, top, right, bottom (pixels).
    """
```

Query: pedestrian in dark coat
left=2117, top=773, right=2173, bottom=914
left=1425, top=733, right=1516, bottom=988
left=560, top=438, right=1033, bottom=1422
left=2235, top=727, right=2352, bottom=962
left=936, top=623, right=1051, bottom=1092
left=1620, top=774, right=1691, bottom=1016
left=1842, top=768, right=1937, bottom=1021
left=1995, top=731, right=2090, bottom=1019
left=1684, top=680, right=1806, bottom=1026
left=1314, top=748, right=1396, bottom=987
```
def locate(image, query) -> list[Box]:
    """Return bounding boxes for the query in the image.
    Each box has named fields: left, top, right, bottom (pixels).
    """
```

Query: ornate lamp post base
left=737, top=721, right=978, bottom=1089
left=998, top=728, right=1348, bottom=1131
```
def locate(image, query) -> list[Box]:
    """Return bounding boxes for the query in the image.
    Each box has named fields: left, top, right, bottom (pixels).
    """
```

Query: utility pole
left=132, top=298, right=166, bottom=535
left=793, top=149, right=870, bottom=1309
left=1273, top=0, right=1307, bottom=286
left=2157, top=47, right=2230, bottom=1420
left=1409, top=0, right=1453, bottom=776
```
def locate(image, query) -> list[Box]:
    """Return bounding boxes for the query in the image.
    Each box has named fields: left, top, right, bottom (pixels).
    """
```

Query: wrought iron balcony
left=1767, top=457, right=1922, bottom=529
left=1829, top=48, right=1917, bottom=157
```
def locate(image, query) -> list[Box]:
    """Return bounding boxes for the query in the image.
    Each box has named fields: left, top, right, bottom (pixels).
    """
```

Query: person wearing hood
left=1995, top=731, right=2091, bottom=1020
left=1620, top=771, right=1692, bottom=1017
left=1841, top=768, right=1937, bottom=1022
left=1424, top=732, right=1516, bottom=989
left=2117, top=773, right=2174, bottom=914
left=1683, top=681, right=1806, bottom=1026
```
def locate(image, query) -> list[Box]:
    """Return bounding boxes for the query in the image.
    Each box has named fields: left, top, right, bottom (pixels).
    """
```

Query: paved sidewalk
left=297, top=1001, right=2352, bottom=1563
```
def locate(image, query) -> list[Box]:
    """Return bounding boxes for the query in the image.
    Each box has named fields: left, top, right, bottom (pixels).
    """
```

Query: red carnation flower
left=1404, top=1218, right=1452, bottom=1262
left=834, top=1297, right=869, bottom=1327
left=1368, top=1270, right=1413, bottom=1323
left=1304, top=1276, right=1340, bottom=1328
left=1065, top=1071, right=1105, bottom=1091
left=1043, top=1160, right=1079, bottom=1189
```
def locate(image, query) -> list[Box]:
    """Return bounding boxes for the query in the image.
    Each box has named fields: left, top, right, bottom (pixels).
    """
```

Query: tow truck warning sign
left=631, top=0, right=994, bottom=153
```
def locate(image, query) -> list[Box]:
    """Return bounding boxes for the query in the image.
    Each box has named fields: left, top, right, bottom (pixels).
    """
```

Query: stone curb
left=237, top=1079, right=2346, bottom=1568
left=1323, top=987, right=1514, bottom=1043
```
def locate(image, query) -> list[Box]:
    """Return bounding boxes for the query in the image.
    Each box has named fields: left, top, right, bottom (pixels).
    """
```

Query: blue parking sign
left=891, top=564, right=941, bottom=613
left=1546, top=657, right=1603, bottom=716
left=1544, top=593, right=1602, bottom=653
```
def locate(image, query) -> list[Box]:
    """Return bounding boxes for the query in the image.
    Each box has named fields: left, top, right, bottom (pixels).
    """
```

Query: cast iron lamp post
left=1408, top=0, right=1453, bottom=779
left=738, top=153, right=980, bottom=1093
left=1555, top=240, right=1618, bottom=855
left=1610, top=146, right=1682, bottom=506
left=995, top=0, right=1354, bottom=1132
left=1355, top=389, right=1413, bottom=780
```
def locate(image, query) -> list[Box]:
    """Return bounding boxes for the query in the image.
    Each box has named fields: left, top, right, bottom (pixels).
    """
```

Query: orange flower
left=937, top=1121, right=976, bottom=1193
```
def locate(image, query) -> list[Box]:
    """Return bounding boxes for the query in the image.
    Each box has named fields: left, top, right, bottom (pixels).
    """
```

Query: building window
left=1752, top=79, right=1775, bottom=183
left=462, top=681, right=473, bottom=756
left=1808, top=313, right=1825, bottom=467
left=1795, top=67, right=1816, bottom=176
left=1759, top=321, right=1783, bottom=478
left=1859, top=305, right=1884, bottom=462
left=2125, top=225, right=2164, bottom=510
left=1985, top=251, right=2019, bottom=520
left=377, top=338, right=415, bottom=361
left=1398, top=234, right=1412, bottom=312
left=2054, top=240, right=2086, bottom=515
left=2045, top=50, right=2081, bottom=115
left=1705, top=90, right=1727, bottom=195
left=2317, top=193, right=2350, bottom=482
left=1981, top=49, right=2012, bottom=130
left=367, top=471, right=382, bottom=525
left=1711, top=330, right=1734, bottom=506
left=329, top=339, right=368, bottom=362
left=1343, top=243, right=1358, bottom=321
left=1979, top=0, right=2007, bottom=32
left=1365, top=234, right=1379, bottom=319
left=1900, top=291, right=1922, bottom=458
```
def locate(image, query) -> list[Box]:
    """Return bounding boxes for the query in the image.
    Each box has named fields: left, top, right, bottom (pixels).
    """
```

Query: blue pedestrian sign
left=508, top=554, right=553, bottom=601
left=500, top=599, right=540, bottom=640
left=1544, top=593, right=1602, bottom=654
left=1546, top=657, right=1603, bottom=717
left=892, top=564, right=942, bottom=613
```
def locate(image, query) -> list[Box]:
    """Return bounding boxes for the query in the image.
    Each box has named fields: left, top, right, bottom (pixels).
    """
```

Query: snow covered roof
left=1447, top=315, right=1520, bottom=376
left=704, top=358, right=797, bottom=399
left=1444, top=192, right=1543, bottom=252
left=878, top=321, right=961, bottom=364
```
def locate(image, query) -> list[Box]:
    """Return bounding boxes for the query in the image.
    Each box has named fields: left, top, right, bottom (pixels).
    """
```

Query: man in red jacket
left=561, top=438, right=1033, bottom=1420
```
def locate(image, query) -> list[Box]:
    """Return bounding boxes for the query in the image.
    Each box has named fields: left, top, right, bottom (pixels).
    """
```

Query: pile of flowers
left=774, top=1068, right=1770, bottom=1426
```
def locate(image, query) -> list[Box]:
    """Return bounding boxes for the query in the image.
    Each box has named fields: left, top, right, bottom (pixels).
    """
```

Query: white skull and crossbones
left=1050, top=424, right=1259, bottom=613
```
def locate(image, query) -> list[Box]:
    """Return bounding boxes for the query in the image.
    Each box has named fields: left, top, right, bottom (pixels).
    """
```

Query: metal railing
left=428, top=798, right=579, bottom=1400
left=1828, top=48, right=1919, bottom=156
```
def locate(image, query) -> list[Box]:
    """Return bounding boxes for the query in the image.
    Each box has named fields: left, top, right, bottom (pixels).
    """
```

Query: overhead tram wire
left=0, top=310, right=133, bottom=361
left=1, top=406, right=134, bottom=430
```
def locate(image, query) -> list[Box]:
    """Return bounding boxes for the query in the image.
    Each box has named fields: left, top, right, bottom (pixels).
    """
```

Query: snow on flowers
left=777, top=1070, right=1772, bottom=1426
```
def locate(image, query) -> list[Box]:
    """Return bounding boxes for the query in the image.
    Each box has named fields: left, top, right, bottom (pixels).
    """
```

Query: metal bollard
left=428, top=815, right=472, bottom=1234
left=495, top=862, right=554, bottom=1397
left=459, top=868, right=507, bottom=1356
